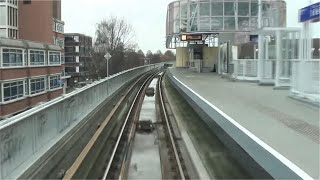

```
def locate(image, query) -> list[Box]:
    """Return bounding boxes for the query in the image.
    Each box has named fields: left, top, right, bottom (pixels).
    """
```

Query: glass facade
left=166, top=0, right=286, bottom=35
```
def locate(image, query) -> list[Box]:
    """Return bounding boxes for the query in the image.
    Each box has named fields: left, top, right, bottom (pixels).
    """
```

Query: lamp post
left=104, top=53, right=112, bottom=77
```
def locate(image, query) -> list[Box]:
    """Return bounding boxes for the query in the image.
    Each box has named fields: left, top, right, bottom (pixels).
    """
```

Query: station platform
left=167, top=67, right=319, bottom=179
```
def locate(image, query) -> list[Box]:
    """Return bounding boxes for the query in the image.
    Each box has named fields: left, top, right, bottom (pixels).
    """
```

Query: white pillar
left=63, top=80, right=67, bottom=94
left=275, top=30, right=282, bottom=87
left=257, top=0, right=263, bottom=81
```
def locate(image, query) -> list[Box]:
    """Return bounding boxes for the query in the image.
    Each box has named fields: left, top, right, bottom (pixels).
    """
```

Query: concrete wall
left=0, top=64, right=159, bottom=179
left=176, top=47, right=189, bottom=68
left=203, top=47, right=218, bottom=69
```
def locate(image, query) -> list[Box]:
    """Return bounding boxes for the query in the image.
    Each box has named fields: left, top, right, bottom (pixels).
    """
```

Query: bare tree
left=161, top=50, right=176, bottom=62
left=94, top=16, right=136, bottom=55
left=93, top=16, right=137, bottom=77
left=156, top=50, right=163, bottom=56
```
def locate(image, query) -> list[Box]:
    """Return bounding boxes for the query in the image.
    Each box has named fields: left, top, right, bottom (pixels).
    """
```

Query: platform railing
left=188, top=59, right=202, bottom=73
left=291, top=59, right=320, bottom=104
left=274, top=59, right=298, bottom=87
left=233, top=59, right=258, bottom=81
left=0, top=64, right=160, bottom=179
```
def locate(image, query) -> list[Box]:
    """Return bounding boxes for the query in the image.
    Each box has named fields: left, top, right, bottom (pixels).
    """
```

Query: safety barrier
left=291, top=60, right=320, bottom=104
left=233, top=58, right=296, bottom=88
left=0, top=64, right=160, bottom=179
left=233, top=59, right=258, bottom=81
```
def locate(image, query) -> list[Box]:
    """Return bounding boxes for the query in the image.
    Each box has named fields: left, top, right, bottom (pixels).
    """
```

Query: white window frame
left=48, top=51, right=61, bottom=66
left=49, top=74, right=62, bottom=91
left=28, top=49, right=46, bottom=66
left=54, top=37, right=64, bottom=49
left=55, top=22, right=64, bottom=33
left=52, top=22, right=55, bottom=31
left=1, top=79, right=26, bottom=103
left=29, top=76, right=46, bottom=96
left=74, top=36, right=79, bottom=42
left=1, top=47, right=25, bottom=68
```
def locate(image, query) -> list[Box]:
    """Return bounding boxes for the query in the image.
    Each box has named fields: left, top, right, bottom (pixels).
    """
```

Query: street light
left=104, top=53, right=112, bottom=77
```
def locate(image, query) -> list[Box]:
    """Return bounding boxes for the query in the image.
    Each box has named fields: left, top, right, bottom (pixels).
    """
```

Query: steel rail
left=102, top=72, right=158, bottom=180
left=158, top=73, right=186, bottom=180
left=62, top=71, right=156, bottom=179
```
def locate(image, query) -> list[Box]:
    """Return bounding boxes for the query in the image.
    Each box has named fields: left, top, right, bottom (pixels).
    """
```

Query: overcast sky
left=62, top=0, right=319, bottom=53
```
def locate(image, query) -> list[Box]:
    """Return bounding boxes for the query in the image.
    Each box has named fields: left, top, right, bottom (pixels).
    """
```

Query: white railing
left=233, top=59, right=258, bottom=81
left=0, top=64, right=160, bottom=179
left=259, top=59, right=276, bottom=84
left=275, top=59, right=298, bottom=87
left=188, top=59, right=202, bottom=73
left=291, top=60, right=320, bottom=104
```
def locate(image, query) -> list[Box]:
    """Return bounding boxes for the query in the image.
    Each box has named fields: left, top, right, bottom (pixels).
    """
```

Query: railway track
left=61, top=70, right=196, bottom=180
left=62, top=71, right=158, bottom=179
left=157, top=73, right=187, bottom=180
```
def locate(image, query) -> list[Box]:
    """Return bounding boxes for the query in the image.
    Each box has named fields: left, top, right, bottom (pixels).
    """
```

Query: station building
left=166, top=0, right=319, bottom=104
left=166, top=0, right=286, bottom=72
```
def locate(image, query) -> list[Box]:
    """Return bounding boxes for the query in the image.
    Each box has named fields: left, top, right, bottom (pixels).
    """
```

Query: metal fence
left=0, top=64, right=159, bottom=179
left=291, top=60, right=320, bottom=104
left=233, top=59, right=258, bottom=81
left=274, top=59, right=296, bottom=87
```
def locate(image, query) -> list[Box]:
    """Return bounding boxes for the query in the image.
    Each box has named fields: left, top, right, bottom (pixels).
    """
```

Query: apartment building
left=65, top=33, right=93, bottom=86
left=18, top=0, right=64, bottom=48
left=0, top=0, right=66, bottom=118
left=0, top=0, right=19, bottom=39
left=0, top=38, right=63, bottom=118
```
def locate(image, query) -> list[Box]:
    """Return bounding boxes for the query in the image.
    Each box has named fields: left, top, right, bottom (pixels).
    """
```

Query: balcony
left=61, top=71, right=71, bottom=79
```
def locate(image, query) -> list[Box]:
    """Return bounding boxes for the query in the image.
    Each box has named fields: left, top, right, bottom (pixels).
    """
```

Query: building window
left=30, top=77, right=46, bottom=95
left=200, top=3, right=210, bottom=17
left=3, top=80, right=24, bottom=102
left=75, top=46, right=79, bottom=52
left=238, top=2, right=249, bottom=16
left=73, top=36, right=79, bottom=42
left=2, top=48, right=23, bottom=67
left=56, top=23, right=64, bottom=33
left=54, top=37, right=64, bottom=49
left=53, top=21, right=64, bottom=33
left=23, top=0, right=31, bottom=4
left=251, top=2, right=258, bottom=16
left=224, top=2, right=235, bottom=16
left=0, top=6, right=6, bottom=26
left=0, top=29, right=6, bottom=37
left=224, top=17, right=236, bottom=30
left=48, top=51, right=61, bottom=65
left=211, top=2, right=223, bottom=16
left=61, top=53, right=65, bottom=64
left=29, top=50, right=45, bottom=66
left=49, top=75, right=61, bottom=90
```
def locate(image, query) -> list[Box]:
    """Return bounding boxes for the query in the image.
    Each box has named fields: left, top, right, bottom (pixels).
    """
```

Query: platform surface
left=169, top=67, right=320, bottom=178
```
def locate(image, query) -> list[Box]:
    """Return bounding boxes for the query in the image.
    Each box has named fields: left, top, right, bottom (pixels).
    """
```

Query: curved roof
left=166, top=0, right=287, bottom=48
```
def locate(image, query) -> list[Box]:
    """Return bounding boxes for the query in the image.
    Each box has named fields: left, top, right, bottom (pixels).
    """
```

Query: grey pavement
left=169, top=67, right=320, bottom=179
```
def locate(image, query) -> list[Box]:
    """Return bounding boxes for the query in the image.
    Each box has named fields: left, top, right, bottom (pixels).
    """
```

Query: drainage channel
left=126, top=77, right=162, bottom=179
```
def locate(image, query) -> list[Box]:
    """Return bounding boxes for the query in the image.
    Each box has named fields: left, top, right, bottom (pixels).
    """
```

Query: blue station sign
left=299, top=2, right=320, bottom=22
